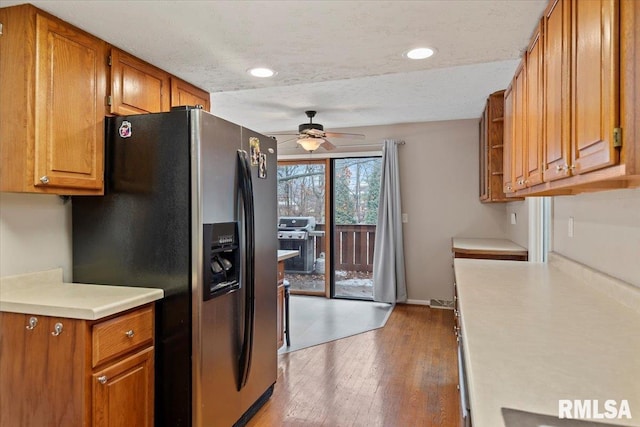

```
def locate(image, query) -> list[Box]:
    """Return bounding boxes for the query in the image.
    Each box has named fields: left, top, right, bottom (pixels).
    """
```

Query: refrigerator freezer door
left=191, top=111, right=247, bottom=426
left=239, top=129, right=278, bottom=413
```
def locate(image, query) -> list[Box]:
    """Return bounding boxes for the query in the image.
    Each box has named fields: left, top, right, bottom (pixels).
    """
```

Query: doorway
left=277, top=156, right=381, bottom=300
left=277, top=160, right=329, bottom=296
left=332, top=157, right=381, bottom=299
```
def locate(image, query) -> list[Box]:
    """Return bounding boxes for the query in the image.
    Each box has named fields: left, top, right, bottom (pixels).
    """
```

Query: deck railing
left=313, top=224, right=376, bottom=272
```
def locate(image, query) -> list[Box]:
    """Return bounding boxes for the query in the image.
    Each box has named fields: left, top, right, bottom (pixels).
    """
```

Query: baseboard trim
left=403, top=299, right=454, bottom=310
left=405, top=299, right=431, bottom=306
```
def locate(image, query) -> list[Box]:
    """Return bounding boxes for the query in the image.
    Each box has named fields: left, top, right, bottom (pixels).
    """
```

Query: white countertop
left=277, top=250, right=299, bottom=262
left=0, top=268, right=163, bottom=320
left=452, top=237, right=527, bottom=255
left=454, top=255, right=640, bottom=427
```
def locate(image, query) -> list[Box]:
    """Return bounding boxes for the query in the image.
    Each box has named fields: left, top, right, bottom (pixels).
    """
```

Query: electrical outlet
left=568, top=217, right=574, bottom=238
left=510, top=213, right=517, bottom=225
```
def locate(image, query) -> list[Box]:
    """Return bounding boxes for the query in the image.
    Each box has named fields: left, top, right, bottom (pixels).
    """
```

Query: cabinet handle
left=51, top=322, right=63, bottom=336
left=98, top=375, right=108, bottom=385
left=26, top=316, right=38, bottom=330
left=125, top=329, right=135, bottom=338
left=39, top=176, right=50, bottom=184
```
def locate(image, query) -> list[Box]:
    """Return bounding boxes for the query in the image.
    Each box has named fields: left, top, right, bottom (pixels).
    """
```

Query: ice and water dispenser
left=203, top=222, right=240, bottom=300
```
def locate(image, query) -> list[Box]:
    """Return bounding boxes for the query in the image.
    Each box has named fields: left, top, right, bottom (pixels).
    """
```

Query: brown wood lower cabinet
left=93, top=347, right=154, bottom=427
left=0, top=304, right=155, bottom=427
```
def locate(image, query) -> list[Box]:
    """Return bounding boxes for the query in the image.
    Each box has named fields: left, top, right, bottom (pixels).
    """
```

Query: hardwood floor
left=248, top=304, right=461, bottom=427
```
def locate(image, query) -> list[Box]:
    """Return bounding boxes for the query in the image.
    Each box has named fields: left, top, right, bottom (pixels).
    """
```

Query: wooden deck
left=247, top=305, right=461, bottom=426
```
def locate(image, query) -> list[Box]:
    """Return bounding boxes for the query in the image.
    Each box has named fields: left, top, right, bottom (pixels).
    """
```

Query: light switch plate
left=510, top=213, right=517, bottom=225
left=402, top=213, right=408, bottom=223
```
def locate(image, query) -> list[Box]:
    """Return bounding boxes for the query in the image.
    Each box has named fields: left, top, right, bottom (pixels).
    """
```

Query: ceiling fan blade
left=324, top=132, right=365, bottom=139
left=276, top=136, right=300, bottom=144
left=303, top=128, right=325, bottom=137
left=321, top=140, right=336, bottom=150
left=269, top=132, right=300, bottom=136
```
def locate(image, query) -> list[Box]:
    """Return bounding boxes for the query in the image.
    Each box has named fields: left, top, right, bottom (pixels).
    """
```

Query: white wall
left=505, top=199, right=529, bottom=248
left=0, top=193, right=72, bottom=281
left=552, top=187, right=640, bottom=288
left=282, top=119, right=509, bottom=302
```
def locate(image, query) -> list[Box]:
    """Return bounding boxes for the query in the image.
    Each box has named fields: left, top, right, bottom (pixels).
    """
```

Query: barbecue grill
left=277, top=216, right=317, bottom=274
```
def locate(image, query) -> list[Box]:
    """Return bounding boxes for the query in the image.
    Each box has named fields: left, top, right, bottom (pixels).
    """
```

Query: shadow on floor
left=278, top=295, right=393, bottom=354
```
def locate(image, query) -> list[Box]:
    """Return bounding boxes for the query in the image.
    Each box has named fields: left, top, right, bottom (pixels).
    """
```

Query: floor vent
left=430, top=299, right=454, bottom=309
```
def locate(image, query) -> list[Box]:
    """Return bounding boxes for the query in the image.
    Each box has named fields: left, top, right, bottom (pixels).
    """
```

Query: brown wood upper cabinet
left=480, top=90, right=519, bottom=202
left=503, top=85, right=516, bottom=195
left=504, top=0, right=639, bottom=197
left=0, top=4, right=107, bottom=195
left=512, top=60, right=527, bottom=191
left=570, top=0, right=619, bottom=174
left=110, top=48, right=171, bottom=115
left=525, top=21, right=544, bottom=187
left=171, top=77, right=211, bottom=111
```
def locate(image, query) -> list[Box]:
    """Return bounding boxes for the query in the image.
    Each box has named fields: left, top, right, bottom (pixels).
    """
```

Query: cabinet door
left=110, top=48, right=170, bottom=115
left=171, top=77, right=211, bottom=111
left=34, top=13, right=107, bottom=191
left=512, top=60, right=527, bottom=190
left=0, top=313, right=86, bottom=427
left=93, top=347, right=154, bottom=427
left=503, top=85, right=515, bottom=194
left=525, top=23, right=544, bottom=187
left=570, top=0, right=619, bottom=174
left=543, top=0, right=572, bottom=182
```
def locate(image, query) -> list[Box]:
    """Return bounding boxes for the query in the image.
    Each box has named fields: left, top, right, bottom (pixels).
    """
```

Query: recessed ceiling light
left=406, top=47, right=435, bottom=60
left=248, top=67, right=276, bottom=78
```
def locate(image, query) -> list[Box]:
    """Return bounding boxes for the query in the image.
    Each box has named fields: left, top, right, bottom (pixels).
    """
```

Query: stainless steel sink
left=502, top=408, right=626, bottom=427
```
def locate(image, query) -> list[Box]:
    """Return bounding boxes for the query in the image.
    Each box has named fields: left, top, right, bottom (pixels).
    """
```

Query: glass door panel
left=277, top=161, right=327, bottom=295
left=332, top=157, right=381, bottom=299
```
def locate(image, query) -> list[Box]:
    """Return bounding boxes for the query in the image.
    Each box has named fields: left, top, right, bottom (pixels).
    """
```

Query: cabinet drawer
left=92, top=306, right=153, bottom=367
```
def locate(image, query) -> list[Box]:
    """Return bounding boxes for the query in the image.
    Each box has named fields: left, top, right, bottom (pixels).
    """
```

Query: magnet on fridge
left=250, top=137, right=260, bottom=166
left=119, top=121, right=132, bottom=138
left=258, top=153, right=267, bottom=179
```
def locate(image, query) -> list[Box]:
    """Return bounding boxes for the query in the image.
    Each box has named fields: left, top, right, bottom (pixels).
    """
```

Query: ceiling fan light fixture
left=406, top=47, right=435, bottom=60
left=297, top=137, right=323, bottom=152
left=247, top=67, right=276, bottom=78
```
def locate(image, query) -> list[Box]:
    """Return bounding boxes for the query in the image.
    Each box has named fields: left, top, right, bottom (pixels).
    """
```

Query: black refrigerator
left=72, top=107, right=277, bottom=427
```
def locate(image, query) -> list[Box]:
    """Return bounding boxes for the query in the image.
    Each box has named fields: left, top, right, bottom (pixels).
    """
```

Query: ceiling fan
left=271, top=111, right=365, bottom=152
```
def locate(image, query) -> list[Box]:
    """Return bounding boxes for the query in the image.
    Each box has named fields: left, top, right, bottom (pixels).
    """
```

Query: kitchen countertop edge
left=1, top=268, right=164, bottom=320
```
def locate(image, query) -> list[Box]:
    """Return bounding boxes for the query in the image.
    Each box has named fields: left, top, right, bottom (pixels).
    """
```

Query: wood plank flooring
left=248, top=304, right=461, bottom=427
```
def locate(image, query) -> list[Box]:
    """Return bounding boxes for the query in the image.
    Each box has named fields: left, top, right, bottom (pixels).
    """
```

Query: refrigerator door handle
left=237, top=149, right=255, bottom=391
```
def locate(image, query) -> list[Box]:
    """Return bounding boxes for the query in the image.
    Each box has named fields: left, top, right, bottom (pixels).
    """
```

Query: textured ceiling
left=4, top=0, right=547, bottom=147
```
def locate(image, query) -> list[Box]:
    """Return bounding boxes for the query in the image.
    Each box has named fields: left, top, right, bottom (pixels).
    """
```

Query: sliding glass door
left=276, top=156, right=381, bottom=300
left=332, top=157, right=381, bottom=299
left=277, top=160, right=329, bottom=296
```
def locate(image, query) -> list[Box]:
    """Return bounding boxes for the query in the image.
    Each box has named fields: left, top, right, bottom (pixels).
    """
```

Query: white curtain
left=372, top=140, right=407, bottom=303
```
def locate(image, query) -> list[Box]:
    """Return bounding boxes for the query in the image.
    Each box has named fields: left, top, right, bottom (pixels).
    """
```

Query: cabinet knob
left=125, top=329, right=135, bottom=338
left=25, top=316, right=38, bottom=330
left=568, top=164, right=576, bottom=171
left=98, top=375, right=108, bottom=385
left=39, top=176, right=50, bottom=184
left=51, top=322, right=63, bottom=336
